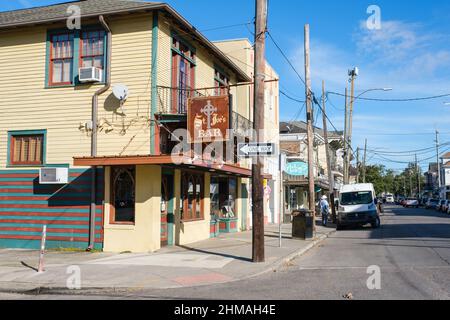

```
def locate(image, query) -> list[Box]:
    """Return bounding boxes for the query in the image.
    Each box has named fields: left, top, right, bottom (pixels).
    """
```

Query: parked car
left=404, top=198, right=419, bottom=208
left=441, top=200, right=450, bottom=213
left=337, top=183, right=381, bottom=230
left=426, top=199, right=439, bottom=209
left=385, top=194, right=395, bottom=204
left=437, top=200, right=446, bottom=211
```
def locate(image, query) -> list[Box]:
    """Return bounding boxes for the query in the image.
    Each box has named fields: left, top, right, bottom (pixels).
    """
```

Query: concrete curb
left=239, top=230, right=336, bottom=281
left=0, top=230, right=336, bottom=297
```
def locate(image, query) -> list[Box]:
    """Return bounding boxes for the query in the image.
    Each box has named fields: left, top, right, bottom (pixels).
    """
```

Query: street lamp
left=351, top=87, right=393, bottom=104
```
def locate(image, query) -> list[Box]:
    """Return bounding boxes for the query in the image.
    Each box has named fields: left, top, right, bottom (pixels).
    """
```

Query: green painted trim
left=150, top=11, right=159, bottom=155
left=171, top=47, right=197, bottom=66
left=214, top=63, right=230, bottom=80
left=44, top=32, right=51, bottom=88
left=171, top=30, right=197, bottom=55
left=7, top=130, right=47, bottom=167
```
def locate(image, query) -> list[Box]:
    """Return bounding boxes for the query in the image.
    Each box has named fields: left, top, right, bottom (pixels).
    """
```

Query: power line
left=327, top=91, right=450, bottom=102
left=366, top=142, right=450, bottom=155
left=267, top=31, right=307, bottom=88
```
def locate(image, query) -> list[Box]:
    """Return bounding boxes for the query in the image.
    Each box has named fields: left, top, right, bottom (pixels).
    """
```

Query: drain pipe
left=88, top=15, right=112, bottom=251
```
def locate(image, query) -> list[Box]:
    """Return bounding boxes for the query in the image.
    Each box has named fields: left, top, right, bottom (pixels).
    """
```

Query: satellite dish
left=113, top=84, right=129, bottom=101
left=112, top=84, right=129, bottom=114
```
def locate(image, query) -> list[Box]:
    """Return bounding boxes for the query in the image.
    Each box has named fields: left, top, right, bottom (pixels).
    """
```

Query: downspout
left=87, top=15, right=112, bottom=251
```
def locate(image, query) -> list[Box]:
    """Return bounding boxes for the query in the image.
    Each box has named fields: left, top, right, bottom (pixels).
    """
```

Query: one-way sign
left=238, top=143, right=276, bottom=157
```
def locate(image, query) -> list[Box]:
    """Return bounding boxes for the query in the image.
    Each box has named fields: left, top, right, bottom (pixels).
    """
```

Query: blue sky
left=2, top=0, right=450, bottom=171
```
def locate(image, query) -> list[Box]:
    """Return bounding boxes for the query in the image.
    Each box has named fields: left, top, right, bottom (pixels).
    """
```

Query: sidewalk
left=0, top=221, right=335, bottom=295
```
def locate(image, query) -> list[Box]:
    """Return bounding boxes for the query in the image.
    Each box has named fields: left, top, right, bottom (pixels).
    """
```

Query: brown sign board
left=187, top=95, right=230, bottom=143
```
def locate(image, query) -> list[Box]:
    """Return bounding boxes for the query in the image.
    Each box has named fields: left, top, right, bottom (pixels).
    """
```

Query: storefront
left=210, top=176, right=239, bottom=234
left=73, top=155, right=250, bottom=253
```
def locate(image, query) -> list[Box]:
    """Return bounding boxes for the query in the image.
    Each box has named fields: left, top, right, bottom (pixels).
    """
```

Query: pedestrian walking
left=320, top=195, right=330, bottom=226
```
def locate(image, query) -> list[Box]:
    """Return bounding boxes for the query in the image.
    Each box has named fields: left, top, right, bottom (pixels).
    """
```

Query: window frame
left=7, top=130, right=47, bottom=167
left=181, top=171, right=204, bottom=222
left=110, top=166, right=136, bottom=226
left=48, top=32, right=75, bottom=86
left=45, top=27, right=107, bottom=88
left=214, top=66, right=229, bottom=96
left=79, top=30, right=106, bottom=71
left=170, top=32, right=196, bottom=114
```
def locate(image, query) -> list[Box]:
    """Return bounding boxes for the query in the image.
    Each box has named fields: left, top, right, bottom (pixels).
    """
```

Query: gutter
left=87, top=15, right=112, bottom=251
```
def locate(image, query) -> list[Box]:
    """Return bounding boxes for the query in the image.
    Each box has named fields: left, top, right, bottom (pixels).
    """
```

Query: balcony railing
left=156, top=86, right=206, bottom=114
left=157, top=86, right=253, bottom=137
left=232, top=111, right=253, bottom=138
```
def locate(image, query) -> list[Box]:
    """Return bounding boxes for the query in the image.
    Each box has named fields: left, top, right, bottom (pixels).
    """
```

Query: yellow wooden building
left=0, top=0, right=253, bottom=253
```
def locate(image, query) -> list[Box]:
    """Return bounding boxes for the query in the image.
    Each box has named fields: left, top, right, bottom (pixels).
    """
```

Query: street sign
left=238, top=143, right=276, bottom=157
left=285, top=161, right=308, bottom=176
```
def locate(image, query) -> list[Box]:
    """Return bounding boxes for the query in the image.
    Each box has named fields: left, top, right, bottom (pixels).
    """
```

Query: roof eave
left=0, top=2, right=251, bottom=83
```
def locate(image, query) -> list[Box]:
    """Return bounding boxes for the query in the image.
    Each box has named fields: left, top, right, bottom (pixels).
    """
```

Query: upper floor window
left=9, top=131, right=45, bottom=166
left=171, top=35, right=196, bottom=114
left=81, top=30, right=105, bottom=69
left=214, top=69, right=229, bottom=96
left=50, top=33, right=74, bottom=85
left=47, top=28, right=106, bottom=87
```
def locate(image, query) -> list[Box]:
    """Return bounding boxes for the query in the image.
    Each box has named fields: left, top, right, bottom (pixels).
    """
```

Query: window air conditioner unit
left=39, top=168, right=69, bottom=185
left=79, top=67, right=102, bottom=83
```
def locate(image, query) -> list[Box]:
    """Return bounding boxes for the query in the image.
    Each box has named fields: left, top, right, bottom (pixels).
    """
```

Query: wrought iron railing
left=156, top=86, right=206, bottom=114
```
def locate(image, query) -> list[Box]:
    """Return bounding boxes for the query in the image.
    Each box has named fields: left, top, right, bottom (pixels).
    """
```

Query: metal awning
left=73, top=155, right=252, bottom=177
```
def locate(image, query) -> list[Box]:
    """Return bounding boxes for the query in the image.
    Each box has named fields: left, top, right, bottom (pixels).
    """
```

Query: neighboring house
left=424, top=162, right=439, bottom=195
left=279, top=121, right=344, bottom=213
left=214, top=39, right=281, bottom=226
left=439, top=153, right=450, bottom=200
left=0, top=0, right=253, bottom=253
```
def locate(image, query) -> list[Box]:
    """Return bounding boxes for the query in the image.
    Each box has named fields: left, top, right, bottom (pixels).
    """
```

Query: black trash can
left=292, top=209, right=314, bottom=240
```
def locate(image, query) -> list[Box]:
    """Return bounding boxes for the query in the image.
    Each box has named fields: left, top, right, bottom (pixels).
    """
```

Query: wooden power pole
left=356, top=147, right=360, bottom=183
left=343, top=87, right=349, bottom=184
left=322, top=81, right=336, bottom=223
left=304, top=24, right=316, bottom=232
left=252, top=0, right=267, bottom=263
left=362, top=139, right=367, bottom=183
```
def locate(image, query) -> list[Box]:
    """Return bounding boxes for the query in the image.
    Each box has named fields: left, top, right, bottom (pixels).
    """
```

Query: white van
left=337, top=183, right=381, bottom=230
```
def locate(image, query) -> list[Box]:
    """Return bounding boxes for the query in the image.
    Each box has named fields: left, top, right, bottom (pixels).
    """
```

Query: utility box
left=292, top=209, right=314, bottom=240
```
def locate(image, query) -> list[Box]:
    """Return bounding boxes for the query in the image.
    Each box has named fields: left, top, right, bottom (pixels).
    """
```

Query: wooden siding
left=0, top=13, right=154, bottom=167
left=0, top=168, right=104, bottom=250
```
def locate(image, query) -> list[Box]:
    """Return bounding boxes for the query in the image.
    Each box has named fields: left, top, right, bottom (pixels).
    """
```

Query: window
left=49, top=33, right=74, bottom=85
left=340, top=191, right=373, bottom=206
left=80, top=30, right=105, bottom=69
left=47, top=28, right=106, bottom=87
left=181, top=172, right=204, bottom=221
left=171, top=36, right=196, bottom=114
left=214, top=69, right=229, bottom=96
left=9, top=133, right=44, bottom=166
left=111, top=166, right=136, bottom=224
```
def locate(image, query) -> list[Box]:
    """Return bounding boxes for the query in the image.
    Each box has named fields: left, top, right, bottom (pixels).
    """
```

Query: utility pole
left=356, top=147, right=360, bottom=184
left=304, top=24, right=316, bottom=233
left=362, top=139, right=367, bottom=183
left=251, top=0, right=267, bottom=263
left=322, top=80, right=336, bottom=223
left=415, top=154, right=421, bottom=197
left=347, top=69, right=357, bottom=183
left=436, top=130, right=441, bottom=197
left=343, top=87, right=349, bottom=184
left=409, top=169, right=413, bottom=198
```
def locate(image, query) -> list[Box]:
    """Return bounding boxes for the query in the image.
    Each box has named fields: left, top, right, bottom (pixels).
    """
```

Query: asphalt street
left=1, top=205, right=449, bottom=300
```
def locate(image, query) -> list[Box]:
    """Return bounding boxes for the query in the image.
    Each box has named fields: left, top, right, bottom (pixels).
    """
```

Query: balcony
left=156, top=86, right=253, bottom=137
left=156, top=86, right=206, bottom=115
left=231, top=111, right=253, bottom=138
